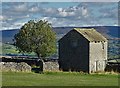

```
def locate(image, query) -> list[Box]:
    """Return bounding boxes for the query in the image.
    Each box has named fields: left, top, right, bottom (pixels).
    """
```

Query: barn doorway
left=95, top=60, right=100, bottom=71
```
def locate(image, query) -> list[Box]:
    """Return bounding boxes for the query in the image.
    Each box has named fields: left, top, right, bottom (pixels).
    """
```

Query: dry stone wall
left=0, top=62, right=31, bottom=72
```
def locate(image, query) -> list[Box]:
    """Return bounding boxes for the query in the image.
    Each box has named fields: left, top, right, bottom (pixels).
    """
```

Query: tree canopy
left=14, top=20, right=56, bottom=59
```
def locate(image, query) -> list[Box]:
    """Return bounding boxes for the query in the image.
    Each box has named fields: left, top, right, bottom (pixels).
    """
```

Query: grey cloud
left=41, top=4, right=90, bottom=19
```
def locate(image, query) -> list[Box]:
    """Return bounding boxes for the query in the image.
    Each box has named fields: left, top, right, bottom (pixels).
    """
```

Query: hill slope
left=1, top=26, right=119, bottom=44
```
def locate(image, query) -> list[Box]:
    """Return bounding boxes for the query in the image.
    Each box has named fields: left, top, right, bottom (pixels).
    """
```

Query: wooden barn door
left=95, top=60, right=100, bottom=71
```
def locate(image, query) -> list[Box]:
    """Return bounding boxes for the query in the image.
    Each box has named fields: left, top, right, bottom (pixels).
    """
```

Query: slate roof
left=74, top=28, right=107, bottom=42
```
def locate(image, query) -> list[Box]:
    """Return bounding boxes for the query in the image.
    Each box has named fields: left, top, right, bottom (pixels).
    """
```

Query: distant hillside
left=1, top=26, right=119, bottom=44
left=54, top=26, right=119, bottom=39
left=1, top=29, right=19, bottom=43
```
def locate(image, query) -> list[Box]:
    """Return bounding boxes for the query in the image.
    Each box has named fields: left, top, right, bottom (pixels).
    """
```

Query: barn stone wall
left=0, top=62, right=31, bottom=72
left=89, top=42, right=107, bottom=73
left=43, top=61, right=59, bottom=71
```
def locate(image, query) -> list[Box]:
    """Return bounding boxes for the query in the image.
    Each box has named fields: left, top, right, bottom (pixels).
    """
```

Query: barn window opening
left=102, top=42, right=104, bottom=49
left=71, top=40, right=78, bottom=47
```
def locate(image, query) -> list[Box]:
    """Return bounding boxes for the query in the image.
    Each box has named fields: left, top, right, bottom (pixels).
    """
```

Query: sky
left=0, top=2, right=118, bottom=30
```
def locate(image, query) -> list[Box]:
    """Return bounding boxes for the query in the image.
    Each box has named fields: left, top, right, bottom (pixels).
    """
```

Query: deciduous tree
left=14, top=20, right=56, bottom=71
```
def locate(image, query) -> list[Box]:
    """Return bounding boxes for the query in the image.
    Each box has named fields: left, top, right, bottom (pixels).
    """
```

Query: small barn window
left=71, top=40, right=78, bottom=47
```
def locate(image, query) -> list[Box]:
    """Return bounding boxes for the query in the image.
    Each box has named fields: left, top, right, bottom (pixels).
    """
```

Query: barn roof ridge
left=73, top=28, right=107, bottom=42
left=74, top=28, right=95, bottom=30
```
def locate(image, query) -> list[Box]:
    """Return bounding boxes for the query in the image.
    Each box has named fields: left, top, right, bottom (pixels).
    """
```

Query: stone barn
left=58, top=28, right=108, bottom=73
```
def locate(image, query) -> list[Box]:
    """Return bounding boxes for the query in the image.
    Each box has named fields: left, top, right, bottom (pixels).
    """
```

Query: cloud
left=42, top=8, right=58, bottom=17
left=13, top=3, right=28, bottom=12
left=29, top=6, right=40, bottom=12
left=0, top=15, right=8, bottom=21
left=2, top=21, right=27, bottom=30
left=98, top=7, right=118, bottom=20
left=14, top=22, right=26, bottom=27
left=41, top=17, right=71, bottom=27
left=40, top=4, right=87, bottom=18
left=1, top=2, right=118, bottom=30
left=81, top=6, right=88, bottom=17
left=58, top=8, right=76, bottom=17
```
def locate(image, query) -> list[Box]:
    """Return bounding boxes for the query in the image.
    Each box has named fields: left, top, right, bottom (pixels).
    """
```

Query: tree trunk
left=39, top=59, right=44, bottom=72
left=36, top=52, right=44, bottom=73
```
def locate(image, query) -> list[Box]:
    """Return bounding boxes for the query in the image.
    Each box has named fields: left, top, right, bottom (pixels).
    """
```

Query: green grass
left=2, top=72, right=119, bottom=86
left=1, top=43, right=35, bottom=56
left=2, top=43, right=18, bottom=54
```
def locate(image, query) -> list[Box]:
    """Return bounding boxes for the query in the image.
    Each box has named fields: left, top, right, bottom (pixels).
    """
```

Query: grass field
left=2, top=72, right=119, bottom=86
left=1, top=43, right=35, bottom=56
